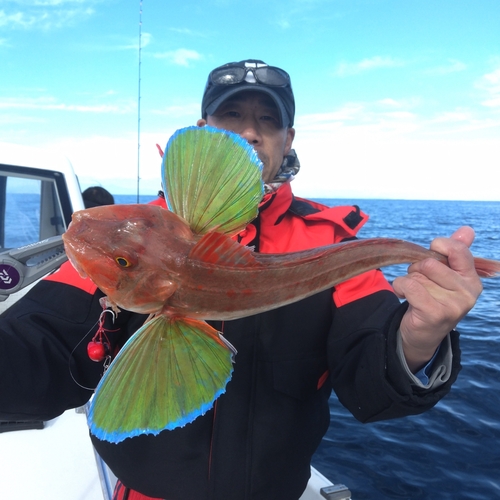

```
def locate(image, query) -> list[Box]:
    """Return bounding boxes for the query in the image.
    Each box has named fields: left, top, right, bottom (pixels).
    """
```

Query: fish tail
left=87, top=315, right=235, bottom=443
left=473, top=257, right=500, bottom=278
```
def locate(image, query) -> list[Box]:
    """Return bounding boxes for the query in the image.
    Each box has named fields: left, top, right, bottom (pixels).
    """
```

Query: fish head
left=62, top=204, right=194, bottom=314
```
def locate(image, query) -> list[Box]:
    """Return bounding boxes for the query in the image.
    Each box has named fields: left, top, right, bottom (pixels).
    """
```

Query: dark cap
left=201, top=59, right=295, bottom=127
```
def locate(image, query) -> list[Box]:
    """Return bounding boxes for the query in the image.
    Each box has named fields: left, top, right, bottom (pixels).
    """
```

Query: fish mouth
left=62, top=237, right=89, bottom=279
left=62, top=222, right=94, bottom=279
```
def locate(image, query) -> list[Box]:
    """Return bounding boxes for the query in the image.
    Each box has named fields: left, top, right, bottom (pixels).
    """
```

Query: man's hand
left=392, top=226, right=482, bottom=373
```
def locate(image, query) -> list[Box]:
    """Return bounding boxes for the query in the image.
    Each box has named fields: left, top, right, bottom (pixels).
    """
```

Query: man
left=0, top=59, right=482, bottom=500
left=82, top=186, right=115, bottom=208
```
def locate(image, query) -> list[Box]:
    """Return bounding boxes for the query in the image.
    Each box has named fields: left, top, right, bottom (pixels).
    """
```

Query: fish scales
left=168, top=238, right=445, bottom=320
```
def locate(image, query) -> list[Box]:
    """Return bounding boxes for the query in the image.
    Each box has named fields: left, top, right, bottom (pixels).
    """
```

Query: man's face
left=197, top=91, right=295, bottom=183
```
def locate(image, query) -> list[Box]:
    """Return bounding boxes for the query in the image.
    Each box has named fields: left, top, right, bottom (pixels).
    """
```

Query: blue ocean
left=112, top=195, right=500, bottom=500
left=308, top=199, right=500, bottom=500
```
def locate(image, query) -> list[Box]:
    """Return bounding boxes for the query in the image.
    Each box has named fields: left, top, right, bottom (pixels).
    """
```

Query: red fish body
left=64, top=203, right=500, bottom=321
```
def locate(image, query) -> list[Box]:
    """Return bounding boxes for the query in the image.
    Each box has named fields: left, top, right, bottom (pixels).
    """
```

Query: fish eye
left=115, top=256, right=132, bottom=268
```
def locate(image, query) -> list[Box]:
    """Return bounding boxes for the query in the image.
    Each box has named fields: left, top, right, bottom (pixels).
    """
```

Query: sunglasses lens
left=254, top=67, right=289, bottom=86
left=210, top=67, right=247, bottom=85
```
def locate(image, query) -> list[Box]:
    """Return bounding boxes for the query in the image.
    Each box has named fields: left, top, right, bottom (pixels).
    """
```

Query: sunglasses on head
left=209, top=64, right=291, bottom=87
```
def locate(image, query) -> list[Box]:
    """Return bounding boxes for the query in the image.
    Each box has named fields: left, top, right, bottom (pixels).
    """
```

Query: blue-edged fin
left=162, top=126, right=264, bottom=236
left=88, top=314, right=236, bottom=444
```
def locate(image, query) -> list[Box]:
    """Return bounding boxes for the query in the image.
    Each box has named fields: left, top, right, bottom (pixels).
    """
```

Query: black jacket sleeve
left=0, top=280, right=145, bottom=421
left=328, top=290, right=461, bottom=423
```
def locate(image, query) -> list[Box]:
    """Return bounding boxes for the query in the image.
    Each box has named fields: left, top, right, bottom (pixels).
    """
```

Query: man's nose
left=238, top=120, right=261, bottom=145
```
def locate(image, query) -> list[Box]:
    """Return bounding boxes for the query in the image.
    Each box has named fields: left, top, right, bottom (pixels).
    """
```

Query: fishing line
left=136, top=0, right=143, bottom=203
left=68, top=309, right=116, bottom=391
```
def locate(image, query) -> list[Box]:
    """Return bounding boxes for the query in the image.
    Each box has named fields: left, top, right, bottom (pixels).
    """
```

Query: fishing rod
left=0, top=236, right=67, bottom=302
left=136, top=0, right=143, bottom=203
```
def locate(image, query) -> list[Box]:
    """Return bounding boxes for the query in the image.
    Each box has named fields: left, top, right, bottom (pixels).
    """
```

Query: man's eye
left=260, top=115, right=280, bottom=126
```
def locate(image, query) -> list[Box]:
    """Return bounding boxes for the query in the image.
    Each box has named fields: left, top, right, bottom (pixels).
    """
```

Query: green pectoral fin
left=162, top=126, right=264, bottom=236
left=88, top=315, right=236, bottom=443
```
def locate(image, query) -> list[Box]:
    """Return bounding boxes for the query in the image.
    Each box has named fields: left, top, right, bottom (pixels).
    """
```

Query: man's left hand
left=392, top=226, right=482, bottom=373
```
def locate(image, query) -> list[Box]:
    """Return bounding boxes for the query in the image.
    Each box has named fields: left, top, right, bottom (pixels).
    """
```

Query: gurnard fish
left=63, top=126, right=500, bottom=444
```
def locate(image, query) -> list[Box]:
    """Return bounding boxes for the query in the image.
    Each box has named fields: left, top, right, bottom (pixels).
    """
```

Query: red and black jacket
left=0, top=183, right=460, bottom=500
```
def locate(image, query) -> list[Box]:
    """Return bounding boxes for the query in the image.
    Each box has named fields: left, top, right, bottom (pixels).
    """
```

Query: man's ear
left=197, top=119, right=207, bottom=127
left=284, top=127, right=295, bottom=155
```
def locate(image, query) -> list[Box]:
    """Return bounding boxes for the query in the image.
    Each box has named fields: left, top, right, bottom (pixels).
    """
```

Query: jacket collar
left=258, top=182, right=294, bottom=226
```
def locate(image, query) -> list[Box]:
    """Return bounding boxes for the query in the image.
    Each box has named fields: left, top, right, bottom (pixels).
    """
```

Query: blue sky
left=1, top=0, right=499, bottom=200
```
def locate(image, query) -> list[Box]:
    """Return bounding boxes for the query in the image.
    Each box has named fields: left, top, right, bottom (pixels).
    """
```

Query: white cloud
left=11, top=104, right=499, bottom=201
left=296, top=100, right=419, bottom=136
left=289, top=91, right=500, bottom=201
left=78, top=32, right=152, bottom=53
left=429, top=111, right=472, bottom=124
left=297, top=103, right=365, bottom=126
left=276, top=18, right=291, bottom=29
left=377, top=98, right=402, bottom=107
left=7, top=1, right=92, bottom=5
left=0, top=112, right=44, bottom=125
left=297, top=92, right=500, bottom=142
left=0, top=0, right=96, bottom=29
left=334, top=56, right=404, bottom=77
left=168, top=27, right=206, bottom=38
left=0, top=9, right=36, bottom=28
left=151, top=102, right=200, bottom=118
left=483, top=67, right=500, bottom=87
left=477, top=66, right=500, bottom=107
left=423, top=59, right=467, bottom=76
left=482, top=97, right=500, bottom=108
left=0, top=96, right=133, bottom=113
left=46, top=131, right=175, bottom=194
left=153, top=48, right=202, bottom=67
left=293, top=131, right=500, bottom=201
left=113, top=32, right=152, bottom=51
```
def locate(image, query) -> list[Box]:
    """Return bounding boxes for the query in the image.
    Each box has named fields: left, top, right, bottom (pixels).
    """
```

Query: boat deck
left=0, top=410, right=102, bottom=499
left=0, top=408, right=351, bottom=499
